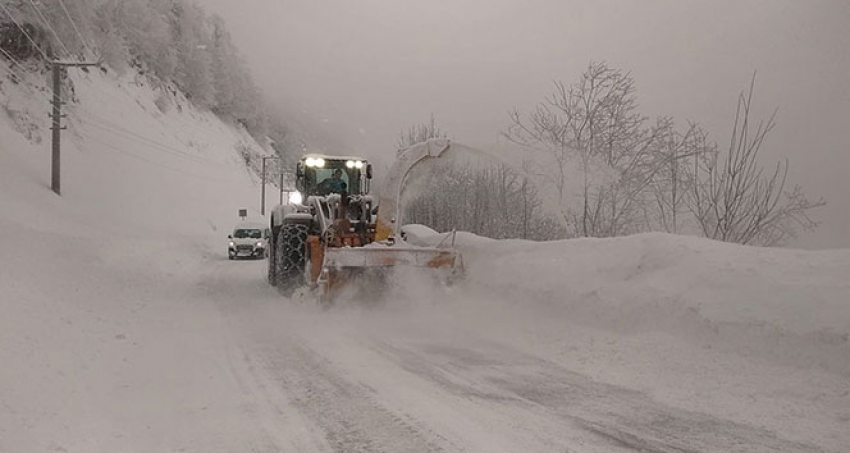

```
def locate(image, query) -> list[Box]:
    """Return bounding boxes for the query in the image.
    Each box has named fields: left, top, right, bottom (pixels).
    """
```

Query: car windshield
left=234, top=229, right=262, bottom=239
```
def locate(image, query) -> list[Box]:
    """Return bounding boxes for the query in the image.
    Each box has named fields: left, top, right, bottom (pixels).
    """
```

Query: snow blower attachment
left=267, top=139, right=463, bottom=304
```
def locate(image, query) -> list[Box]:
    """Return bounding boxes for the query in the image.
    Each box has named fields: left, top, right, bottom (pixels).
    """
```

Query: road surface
left=197, top=257, right=831, bottom=453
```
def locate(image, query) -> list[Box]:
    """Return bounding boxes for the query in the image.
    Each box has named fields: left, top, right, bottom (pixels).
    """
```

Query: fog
left=197, top=0, right=850, bottom=249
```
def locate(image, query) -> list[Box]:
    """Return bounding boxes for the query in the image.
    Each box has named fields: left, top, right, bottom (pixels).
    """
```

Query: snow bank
left=449, top=231, right=850, bottom=375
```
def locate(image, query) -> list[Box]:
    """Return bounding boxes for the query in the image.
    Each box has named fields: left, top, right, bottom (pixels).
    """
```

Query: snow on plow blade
left=325, top=244, right=461, bottom=268
left=318, top=244, right=463, bottom=302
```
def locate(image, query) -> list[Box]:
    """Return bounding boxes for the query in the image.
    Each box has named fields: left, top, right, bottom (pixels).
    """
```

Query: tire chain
left=275, top=224, right=309, bottom=293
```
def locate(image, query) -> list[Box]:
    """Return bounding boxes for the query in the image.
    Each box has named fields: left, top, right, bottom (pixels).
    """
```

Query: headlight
left=305, top=157, right=325, bottom=168
left=355, top=160, right=364, bottom=169
left=256, top=242, right=263, bottom=247
left=229, top=241, right=235, bottom=247
left=346, top=160, right=355, bottom=168
left=289, top=191, right=303, bottom=204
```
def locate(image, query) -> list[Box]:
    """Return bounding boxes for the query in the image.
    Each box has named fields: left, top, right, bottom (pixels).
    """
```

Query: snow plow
left=267, top=139, right=463, bottom=304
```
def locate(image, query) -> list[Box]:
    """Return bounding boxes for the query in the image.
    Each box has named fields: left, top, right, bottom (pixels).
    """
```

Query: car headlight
left=289, top=191, right=303, bottom=205
left=229, top=241, right=235, bottom=247
left=256, top=242, right=263, bottom=247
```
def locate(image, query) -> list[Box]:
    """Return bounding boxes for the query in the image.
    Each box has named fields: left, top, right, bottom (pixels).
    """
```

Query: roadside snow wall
left=444, top=231, right=850, bottom=376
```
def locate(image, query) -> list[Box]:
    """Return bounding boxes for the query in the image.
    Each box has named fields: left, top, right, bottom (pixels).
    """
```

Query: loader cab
left=296, top=155, right=372, bottom=198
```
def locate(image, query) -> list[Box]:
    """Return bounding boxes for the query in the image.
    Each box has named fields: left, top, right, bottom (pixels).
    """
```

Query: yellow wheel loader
left=267, top=139, right=463, bottom=304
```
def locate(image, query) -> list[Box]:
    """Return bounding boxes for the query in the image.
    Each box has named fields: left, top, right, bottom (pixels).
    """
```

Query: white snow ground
left=1, top=63, right=849, bottom=452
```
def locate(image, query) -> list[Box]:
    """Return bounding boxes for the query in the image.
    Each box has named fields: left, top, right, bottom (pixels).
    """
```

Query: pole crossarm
left=52, top=60, right=101, bottom=67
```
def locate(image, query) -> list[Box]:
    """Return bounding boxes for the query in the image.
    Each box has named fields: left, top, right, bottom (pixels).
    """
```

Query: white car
left=228, top=222, right=270, bottom=260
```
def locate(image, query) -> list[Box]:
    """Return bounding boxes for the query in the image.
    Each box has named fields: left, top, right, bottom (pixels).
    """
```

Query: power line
left=0, top=71, right=243, bottom=184
left=57, top=0, right=91, bottom=57
left=2, top=50, right=261, bottom=191
left=79, top=131, right=241, bottom=184
left=0, top=71, right=239, bottom=174
left=62, top=89, right=257, bottom=167
left=27, top=0, right=71, bottom=56
left=1, top=58, right=240, bottom=183
left=53, top=64, right=265, bottom=157
left=0, top=47, right=45, bottom=89
left=73, top=104, right=221, bottom=159
left=0, top=52, right=78, bottom=112
left=0, top=58, right=43, bottom=100
left=0, top=2, right=48, bottom=60
left=63, top=96, right=245, bottom=170
left=79, top=117, right=223, bottom=167
left=0, top=56, right=240, bottom=171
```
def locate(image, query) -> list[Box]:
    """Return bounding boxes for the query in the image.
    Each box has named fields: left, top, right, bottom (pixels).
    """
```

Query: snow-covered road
left=200, top=258, right=834, bottom=453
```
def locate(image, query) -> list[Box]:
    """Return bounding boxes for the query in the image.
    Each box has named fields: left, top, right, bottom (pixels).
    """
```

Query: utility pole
left=50, top=60, right=99, bottom=196
left=260, top=156, right=279, bottom=216
left=279, top=168, right=284, bottom=204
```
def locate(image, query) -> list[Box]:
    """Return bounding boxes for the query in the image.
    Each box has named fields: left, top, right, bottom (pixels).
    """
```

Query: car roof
left=234, top=222, right=266, bottom=230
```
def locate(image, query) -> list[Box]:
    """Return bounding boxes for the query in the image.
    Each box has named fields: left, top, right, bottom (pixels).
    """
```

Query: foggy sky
left=197, top=0, right=849, bottom=249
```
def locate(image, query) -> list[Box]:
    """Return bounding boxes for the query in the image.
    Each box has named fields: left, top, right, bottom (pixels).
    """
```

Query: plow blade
left=317, top=245, right=463, bottom=303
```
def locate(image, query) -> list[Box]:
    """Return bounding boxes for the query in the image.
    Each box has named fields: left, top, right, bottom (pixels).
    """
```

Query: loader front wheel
left=267, top=227, right=278, bottom=286
left=274, top=223, right=308, bottom=295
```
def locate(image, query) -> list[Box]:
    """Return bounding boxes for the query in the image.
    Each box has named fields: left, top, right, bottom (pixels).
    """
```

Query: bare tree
left=505, top=62, right=668, bottom=237
left=643, top=121, right=710, bottom=233
left=686, top=76, right=824, bottom=246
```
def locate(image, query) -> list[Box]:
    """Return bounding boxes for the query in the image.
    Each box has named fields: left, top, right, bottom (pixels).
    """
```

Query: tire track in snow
left=373, top=340, right=831, bottom=453
left=257, top=340, right=455, bottom=453
left=199, top=259, right=333, bottom=452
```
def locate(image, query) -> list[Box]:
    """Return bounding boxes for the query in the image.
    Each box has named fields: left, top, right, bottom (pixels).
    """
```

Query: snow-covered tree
left=404, top=161, right=566, bottom=241
left=169, top=1, right=213, bottom=108
left=0, top=0, right=293, bottom=157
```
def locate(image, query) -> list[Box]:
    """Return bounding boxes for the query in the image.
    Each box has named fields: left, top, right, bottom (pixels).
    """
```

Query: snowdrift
left=438, top=230, right=850, bottom=376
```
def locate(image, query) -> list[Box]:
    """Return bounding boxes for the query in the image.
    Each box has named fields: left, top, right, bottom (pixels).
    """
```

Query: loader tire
left=267, top=228, right=277, bottom=286
left=274, top=223, right=308, bottom=295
